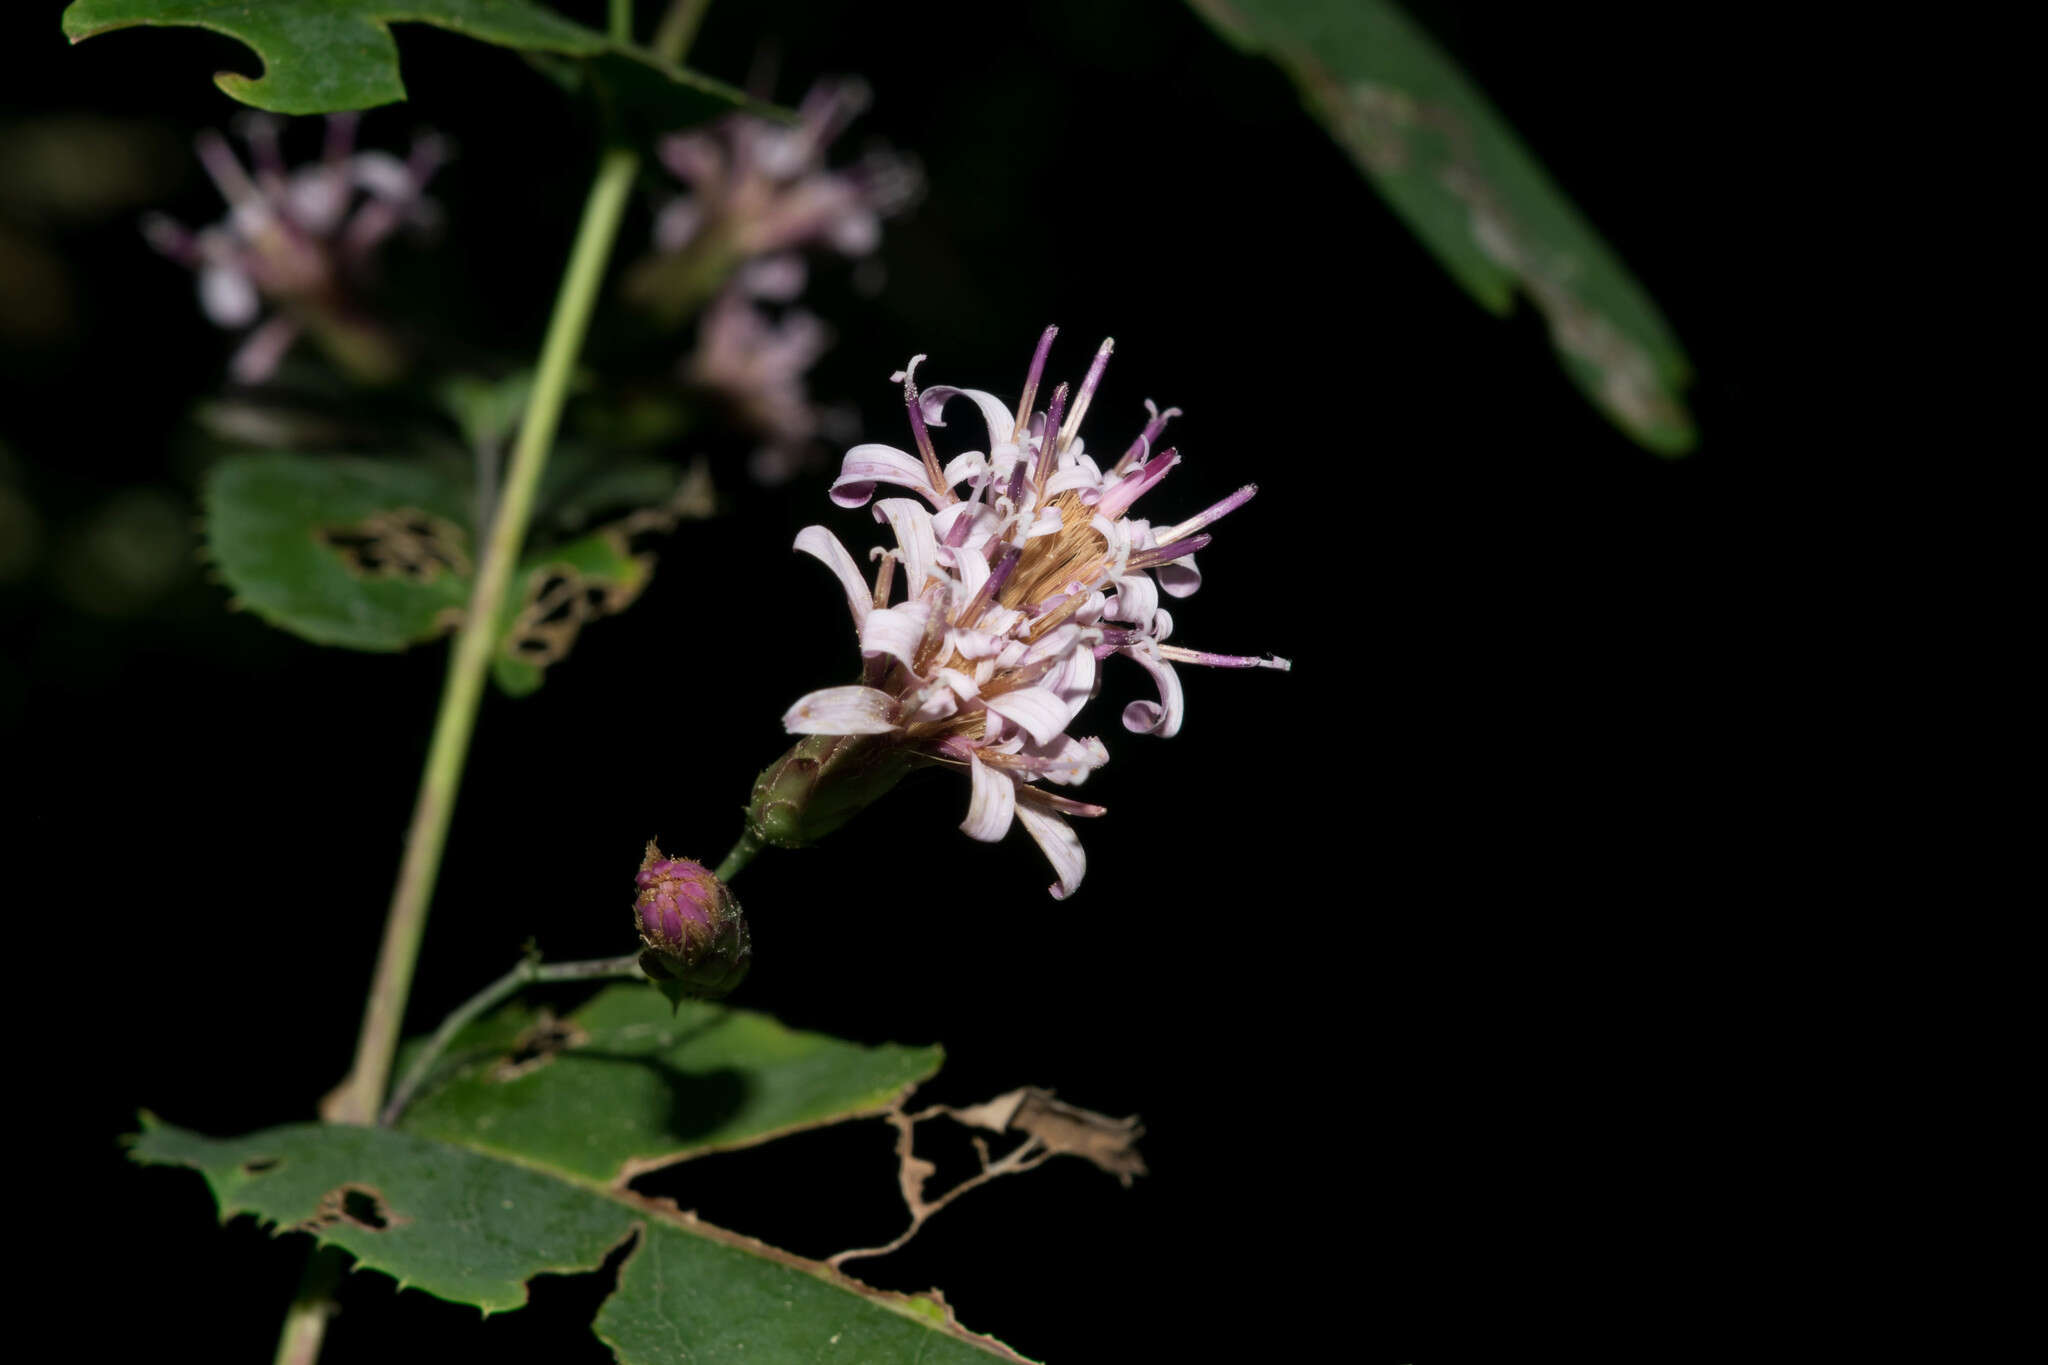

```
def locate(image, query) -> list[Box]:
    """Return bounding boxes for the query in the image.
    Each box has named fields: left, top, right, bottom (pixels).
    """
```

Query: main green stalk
left=274, top=4, right=719, bottom=1360
left=324, top=144, right=640, bottom=1127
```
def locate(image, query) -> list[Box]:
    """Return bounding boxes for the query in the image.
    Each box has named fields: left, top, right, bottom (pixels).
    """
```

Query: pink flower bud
left=632, top=842, right=750, bottom=1000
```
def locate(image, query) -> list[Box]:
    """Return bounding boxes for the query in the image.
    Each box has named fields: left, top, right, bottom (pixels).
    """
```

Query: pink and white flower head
left=652, top=77, right=920, bottom=266
left=777, top=328, right=1290, bottom=897
left=142, top=113, right=445, bottom=384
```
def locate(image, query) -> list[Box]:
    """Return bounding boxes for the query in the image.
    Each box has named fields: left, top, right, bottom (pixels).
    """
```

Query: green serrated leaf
left=1188, top=0, right=1695, bottom=453
left=60, top=0, right=756, bottom=124
left=396, top=983, right=943, bottom=1183
left=131, top=1117, right=1025, bottom=1361
left=204, top=452, right=473, bottom=651
left=205, top=449, right=700, bottom=683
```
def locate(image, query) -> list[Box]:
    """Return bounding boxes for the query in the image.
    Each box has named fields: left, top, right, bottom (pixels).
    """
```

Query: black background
left=4, top=2, right=1797, bottom=1360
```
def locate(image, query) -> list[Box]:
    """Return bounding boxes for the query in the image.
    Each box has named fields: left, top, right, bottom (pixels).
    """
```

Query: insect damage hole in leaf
left=489, top=1010, right=590, bottom=1083
left=299, top=1182, right=407, bottom=1234
left=502, top=566, right=610, bottom=667
left=317, top=507, right=472, bottom=583
left=494, top=470, right=715, bottom=691
left=136, top=1082, right=1038, bottom=1355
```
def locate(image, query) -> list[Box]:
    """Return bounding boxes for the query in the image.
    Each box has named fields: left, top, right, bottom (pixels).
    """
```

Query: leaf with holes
left=394, top=983, right=943, bottom=1183
left=204, top=450, right=705, bottom=679
left=204, top=452, right=473, bottom=651
left=1187, top=0, right=1695, bottom=453
left=131, top=1116, right=1027, bottom=1361
left=60, top=0, right=758, bottom=125
left=492, top=462, right=712, bottom=695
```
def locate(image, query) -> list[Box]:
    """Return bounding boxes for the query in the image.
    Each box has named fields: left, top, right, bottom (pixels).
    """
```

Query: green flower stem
left=379, top=954, right=644, bottom=1127
left=715, top=829, right=763, bottom=882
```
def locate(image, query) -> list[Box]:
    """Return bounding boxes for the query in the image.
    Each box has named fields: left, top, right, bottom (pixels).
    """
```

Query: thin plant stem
left=379, top=954, right=643, bottom=1127
left=327, top=143, right=642, bottom=1129
left=271, top=1248, right=345, bottom=1365
left=653, top=0, right=714, bottom=59
left=715, top=829, right=763, bottom=882
left=275, top=2, right=715, bottom=1356
left=274, top=132, right=640, bottom=1365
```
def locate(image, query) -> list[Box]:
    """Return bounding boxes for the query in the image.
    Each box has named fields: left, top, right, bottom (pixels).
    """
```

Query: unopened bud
left=633, top=842, right=750, bottom=1001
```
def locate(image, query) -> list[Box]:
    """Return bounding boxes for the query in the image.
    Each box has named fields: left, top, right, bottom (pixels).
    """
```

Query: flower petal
left=198, top=263, right=259, bottom=328
left=941, top=451, right=987, bottom=492
left=983, top=686, right=1072, bottom=746
left=783, top=685, right=900, bottom=735
left=1020, top=623, right=1081, bottom=667
left=1104, top=572, right=1158, bottom=628
left=1045, top=644, right=1097, bottom=723
left=1156, top=553, right=1202, bottom=598
left=919, top=385, right=1023, bottom=455
left=227, top=315, right=300, bottom=385
left=960, top=752, right=1017, bottom=842
left=830, top=443, right=937, bottom=508
left=653, top=196, right=702, bottom=252
left=935, top=667, right=981, bottom=700
left=793, top=525, right=872, bottom=628
left=871, top=497, right=938, bottom=595
left=934, top=500, right=1000, bottom=554
left=860, top=601, right=929, bottom=673
left=948, top=544, right=990, bottom=606
left=1014, top=799, right=1086, bottom=899
left=904, top=683, right=959, bottom=723
left=947, top=627, right=1008, bottom=660
left=1121, top=645, right=1184, bottom=737
left=1017, top=733, right=1109, bottom=785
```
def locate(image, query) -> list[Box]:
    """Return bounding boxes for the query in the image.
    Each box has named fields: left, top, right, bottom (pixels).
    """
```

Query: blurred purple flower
left=653, top=78, right=919, bottom=263
left=143, top=114, right=445, bottom=384
left=686, top=285, right=836, bottom=484
left=631, top=79, right=919, bottom=482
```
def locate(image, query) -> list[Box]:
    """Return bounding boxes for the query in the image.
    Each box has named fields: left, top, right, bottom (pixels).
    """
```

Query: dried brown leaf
left=830, top=1089, right=1144, bottom=1268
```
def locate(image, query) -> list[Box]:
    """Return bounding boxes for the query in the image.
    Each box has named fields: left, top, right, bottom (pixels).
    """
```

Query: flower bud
left=745, top=732, right=916, bottom=849
left=633, top=842, right=751, bottom=1002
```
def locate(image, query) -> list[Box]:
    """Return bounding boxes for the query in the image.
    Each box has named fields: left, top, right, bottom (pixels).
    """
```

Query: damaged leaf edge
left=128, top=1111, right=1035, bottom=1358
left=607, top=1187, right=1039, bottom=1363
left=608, top=1072, right=940, bottom=1187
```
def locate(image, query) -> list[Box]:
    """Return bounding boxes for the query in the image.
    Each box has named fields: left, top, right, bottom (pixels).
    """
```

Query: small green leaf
left=60, top=0, right=755, bottom=124
left=437, top=371, right=535, bottom=456
left=204, top=452, right=472, bottom=651
left=396, top=984, right=943, bottom=1183
left=1188, top=0, right=1695, bottom=453
left=131, top=1116, right=1025, bottom=1361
